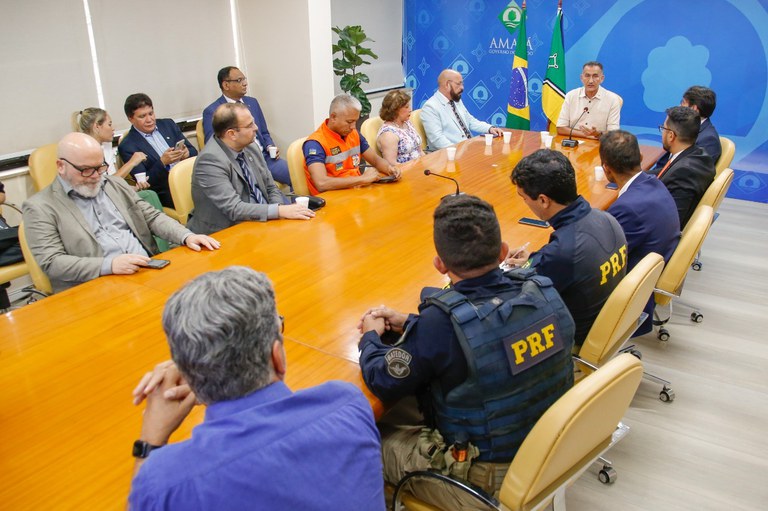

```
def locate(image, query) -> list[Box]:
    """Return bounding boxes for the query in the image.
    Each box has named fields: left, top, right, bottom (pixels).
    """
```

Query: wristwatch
left=132, top=439, right=163, bottom=459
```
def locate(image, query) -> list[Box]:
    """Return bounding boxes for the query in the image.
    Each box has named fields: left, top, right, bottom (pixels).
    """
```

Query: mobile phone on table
left=146, top=259, right=170, bottom=269
left=518, top=217, right=550, bottom=228
left=174, top=140, right=186, bottom=151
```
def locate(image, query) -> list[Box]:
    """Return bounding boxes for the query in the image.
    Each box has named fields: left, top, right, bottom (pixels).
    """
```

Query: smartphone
left=146, top=259, right=170, bottom=269
left=377, top=175, right=398, bottom=183
left=174, top=140, right=186, bottom=151
left=518, top=217, right=550, bottom=228
left=605, top=182, right=618, bottom=190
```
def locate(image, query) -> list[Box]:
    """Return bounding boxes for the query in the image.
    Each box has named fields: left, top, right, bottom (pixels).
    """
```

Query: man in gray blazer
left=187, top=103, right=314, bottom=235
left=22, top=133, right=220, bottom=293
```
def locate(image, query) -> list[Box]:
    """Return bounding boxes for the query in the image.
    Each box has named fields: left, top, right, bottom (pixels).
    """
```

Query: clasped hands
left=358, top=305, right=409, bottom=336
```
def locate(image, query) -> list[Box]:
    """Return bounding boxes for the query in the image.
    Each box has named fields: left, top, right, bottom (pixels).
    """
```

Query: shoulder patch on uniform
left=330, top=146, right=341, bottom=155
left=308, top=148, right=318, bottom=155
left=385, top=348, right=412, bottom=379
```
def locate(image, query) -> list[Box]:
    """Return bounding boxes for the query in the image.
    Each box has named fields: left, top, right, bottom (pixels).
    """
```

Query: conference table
left=0, top=130, right=663, bottom=509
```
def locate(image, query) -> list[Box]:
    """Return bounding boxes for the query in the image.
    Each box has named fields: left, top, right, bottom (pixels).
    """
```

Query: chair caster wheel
left=657, top=328, right=670, bottom=342
left=660, top=387, right=675, bottom=403
left=598, top=466, right=617, bottom=484
left=691, top=312, right=703, bottom=323
left=692, top=261, right=702, bottom=271
left=629, top=349, right=642, bottom=360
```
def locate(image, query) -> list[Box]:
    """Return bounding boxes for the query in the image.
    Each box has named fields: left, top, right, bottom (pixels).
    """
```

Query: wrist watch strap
left=132, top=439, right=163, bottom=459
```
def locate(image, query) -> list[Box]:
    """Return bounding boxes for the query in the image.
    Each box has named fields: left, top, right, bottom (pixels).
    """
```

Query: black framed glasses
left=224, top=77, right=246, bottom=84
left=60, top=158, right=109, bottom=177
left=658, top=125, right=675, bottom=135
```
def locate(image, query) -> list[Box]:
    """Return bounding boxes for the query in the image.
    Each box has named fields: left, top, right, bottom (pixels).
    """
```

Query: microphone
left=562, top=107, right=589, bottom=148
left=424, top=169, right=462, bottom=198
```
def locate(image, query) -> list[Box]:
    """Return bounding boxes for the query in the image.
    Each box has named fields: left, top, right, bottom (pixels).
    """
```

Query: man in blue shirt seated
left=130, top=266, right=385, bottom=511
left=506, top=149, right=628, bottom=346
left=359, top=195, right=574, bottom=510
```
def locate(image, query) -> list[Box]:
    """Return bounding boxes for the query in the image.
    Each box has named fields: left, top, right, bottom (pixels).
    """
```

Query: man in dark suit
left=655, top=86, right=721, bottom=168
left=118, top=93, right=197, bottom=208
left=202, top=67, right=291, bottom=188
left=187, top=103, right=314, bottom=235
left=601, top=130, right=680, bottom=334
left=651, top=106, right=716, bottom=228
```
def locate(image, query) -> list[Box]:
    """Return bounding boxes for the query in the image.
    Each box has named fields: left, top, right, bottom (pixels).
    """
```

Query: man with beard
left=22, top=133, right=219, bottom=293
left=421, top=69, right=503, bottom=151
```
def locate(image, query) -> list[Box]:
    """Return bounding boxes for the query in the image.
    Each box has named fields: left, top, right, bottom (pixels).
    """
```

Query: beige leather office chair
left=654, top=205, right=714, bottom=341
left=0, top=205, right=29, bottom=310
left=196, top=119, right=206, bottom=150
left=688, top=168, right=734, bottom=271
left=28, top=143, right=59, bottom=191
left=19, top=222, right=53, bottom=296
left=168, top=156, right=196, bottom=225
left=396, top=354, right=644, bottom=511
left=715, top=137, right=735, bottom=177
left=360, top=116, right=384, bottom=157
left=410, top=109, right=428, bottom=151
left=286, top=137, right=310, bottom=196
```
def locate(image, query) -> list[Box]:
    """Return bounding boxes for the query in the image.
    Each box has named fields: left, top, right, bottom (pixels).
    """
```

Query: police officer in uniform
left=358, top=195, right=575, bottom=510
left=506, top=149, right=628, bottom=347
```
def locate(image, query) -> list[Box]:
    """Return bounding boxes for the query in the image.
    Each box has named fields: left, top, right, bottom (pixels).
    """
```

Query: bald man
left=421, top=69, right=503, bottom=151
left=22, top=133, right=219, bottom=292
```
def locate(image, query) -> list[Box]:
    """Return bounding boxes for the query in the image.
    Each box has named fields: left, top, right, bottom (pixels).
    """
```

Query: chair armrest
left=392, top=470, right=500, bottom=511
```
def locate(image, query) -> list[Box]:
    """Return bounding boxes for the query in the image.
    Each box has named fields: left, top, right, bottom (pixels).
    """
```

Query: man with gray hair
left=129, top=266, right=385, bottom=510
left=303, top=94, right=400, bottom=195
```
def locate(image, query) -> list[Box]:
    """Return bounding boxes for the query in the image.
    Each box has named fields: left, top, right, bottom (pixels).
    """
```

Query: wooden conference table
left=0, top=130, right=663, bottom=509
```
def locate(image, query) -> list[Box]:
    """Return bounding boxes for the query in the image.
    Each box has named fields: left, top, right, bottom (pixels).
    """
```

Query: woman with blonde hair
left=376, top=90, right=423, bottom=165
left=72, top=108, right=149, bottom=189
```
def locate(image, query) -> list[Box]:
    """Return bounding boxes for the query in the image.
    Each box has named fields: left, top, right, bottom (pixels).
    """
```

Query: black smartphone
left=377, top=175, right=398, bottom=183
left=605, top=182, right=618, bottom=190
left=146, top=259, right=170, bottom=269
left=518, top=217, right=550, bottom=228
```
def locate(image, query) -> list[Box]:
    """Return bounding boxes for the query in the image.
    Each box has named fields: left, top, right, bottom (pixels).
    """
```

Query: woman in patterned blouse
left=376, top=90, right=424, bottom=165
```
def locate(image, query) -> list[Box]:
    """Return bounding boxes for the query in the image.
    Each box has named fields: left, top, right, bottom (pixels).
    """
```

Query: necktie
left=449, top=100, right=472, bottom=139
left=236, top=153, right=266, bottom=204
left=656, top=158, right=673, bottom=179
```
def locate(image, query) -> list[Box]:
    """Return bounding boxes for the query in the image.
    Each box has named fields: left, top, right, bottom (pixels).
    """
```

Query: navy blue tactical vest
left=425, top=269, right=575, bottom=462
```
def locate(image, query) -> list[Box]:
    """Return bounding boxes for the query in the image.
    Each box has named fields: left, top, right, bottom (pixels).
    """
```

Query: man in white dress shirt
left=556, top=62, right=622, bottom=140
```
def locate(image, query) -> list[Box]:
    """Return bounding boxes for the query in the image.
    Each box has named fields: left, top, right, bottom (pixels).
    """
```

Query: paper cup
left=484, top=134, right=493, bottom=146
left=544, top=135, right=554, bottom=147
left=540, top=131, right=549, bottom=142
left=135, top=172, right=148, bottom=183
left=295, top=196, right=310, bottom=208
left=268, top=146, right=278, bottom=159
left=502, top=131, right=512, bottom=144
left=446, top=147, right=457, bottom=161
left=594, top=166, right=606, bottom=181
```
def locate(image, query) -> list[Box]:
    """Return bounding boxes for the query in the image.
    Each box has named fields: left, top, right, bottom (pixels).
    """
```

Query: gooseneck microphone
left=562, top=107, right=589, bottom=148
left=424, top=169, right=461, bottom=197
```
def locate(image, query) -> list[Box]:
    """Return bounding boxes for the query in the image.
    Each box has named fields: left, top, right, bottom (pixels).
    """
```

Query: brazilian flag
left=542, top=3, right=566, bottom=128
left=506, top=2, right=530, bottom=130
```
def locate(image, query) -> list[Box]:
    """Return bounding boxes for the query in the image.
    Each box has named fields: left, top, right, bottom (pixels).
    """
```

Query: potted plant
left=332, top=25, right=378, bottom=118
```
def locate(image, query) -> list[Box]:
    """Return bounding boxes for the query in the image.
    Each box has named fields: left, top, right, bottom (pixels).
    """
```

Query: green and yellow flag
left=542, top=1, right=566, bottom=128
left=506, top=1, right=530, bottom=129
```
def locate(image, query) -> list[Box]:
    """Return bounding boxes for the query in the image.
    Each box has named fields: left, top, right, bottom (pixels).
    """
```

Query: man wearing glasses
left=651, top=106, right=715, bottom=228
left=22, top=132, right=219, bottom=293
left=421, top=68, right=503, bottom=151
left=201, top=66, right=292, bottom=188
left=187, top=103, right=314, bottom=236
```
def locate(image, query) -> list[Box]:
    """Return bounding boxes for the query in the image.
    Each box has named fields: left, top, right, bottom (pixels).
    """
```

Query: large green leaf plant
left=332, top=25, right=379, bottom=117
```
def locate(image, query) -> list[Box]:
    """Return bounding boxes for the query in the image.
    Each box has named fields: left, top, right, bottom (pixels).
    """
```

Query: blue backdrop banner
left=403, top=0, right=768, bottom=202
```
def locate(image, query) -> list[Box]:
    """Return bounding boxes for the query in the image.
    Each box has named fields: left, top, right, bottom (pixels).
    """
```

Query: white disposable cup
left=268, top=146, right=278, bottom=159
left=135, top=172, right=148, bottom=183
left=295, top=196, right=310, bottom=208
left=446, top=147, right=457, bottom=161
left=540, top=131, right=549, bottom=142
left=502, top=131, right=512, bottom=144
left=544, top=135, right=554, bottom=147
left=595, top=166, right=606, bottom=181
left=485, top=134, right=493, bottom=146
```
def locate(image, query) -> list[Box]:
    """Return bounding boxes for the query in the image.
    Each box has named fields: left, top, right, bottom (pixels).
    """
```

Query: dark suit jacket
left=202, top=95, right=275, bottom=149
left=118, top=118, right=197, bottom=208
left=655, top=118, right=721, bottom=169
left=650, top=145, right=715, bottom=228
left=186, top=137, right=283, bottom=235
left=608, top=172, right=681, bottom=334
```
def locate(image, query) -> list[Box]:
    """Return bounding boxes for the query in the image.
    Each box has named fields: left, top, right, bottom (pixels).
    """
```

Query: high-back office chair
left=168, top=157, right=196, bottom=225
left=18, top=222, right=53, bottom=297
left=688, top=168, right=734, bottom=271
left=195, top=120, right=206, bottom=151
left=0, top=204, right=29, bottom=311
left=360, top=116, right=384, bottom=157
left=715, top=137, right=735, bottom=177
left=286, top=137, right=310, bottom=196
left=28, top=143, right=59, bottom=191
left=653, top=205, right=714, bottom=341
left=410, top=109, right=428, bottom=151
left=574, top=252, right=673, bottom=402
left=395, top=354, right=644, bottom=511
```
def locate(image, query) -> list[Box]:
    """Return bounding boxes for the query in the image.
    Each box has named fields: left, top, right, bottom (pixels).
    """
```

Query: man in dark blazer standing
left=651, top=106, right=715, bottom=228
left=187, top=103, right=313, bottom=235
left=202, top=67, right=291, bottom=188
left=118, top=93, right=197, bottom=208
left=601, top=130, right=680, bottom=334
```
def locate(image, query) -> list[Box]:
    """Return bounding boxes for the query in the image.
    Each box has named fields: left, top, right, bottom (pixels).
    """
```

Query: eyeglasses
left=658, top=125, right=675, bottom=135
left=225, top=77, right=247, bottom=84
left=233, top=122, right=256, bottom=131
left=447, top=79, right=464, bottom=86
left=60, top=158, right=109, bottom=177
left=278, top=315, right=285, bottom=334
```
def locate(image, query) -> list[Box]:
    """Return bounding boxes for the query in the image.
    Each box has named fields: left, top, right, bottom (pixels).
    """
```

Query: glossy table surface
left=0, top=131, right=663, bottom=509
